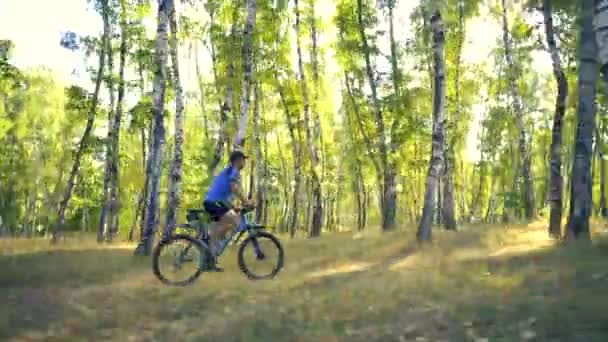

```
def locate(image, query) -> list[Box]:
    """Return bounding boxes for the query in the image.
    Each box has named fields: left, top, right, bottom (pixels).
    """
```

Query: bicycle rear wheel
left=152, top=234, right=211, bottom=286
left=237, top=231, right=284, bottom=280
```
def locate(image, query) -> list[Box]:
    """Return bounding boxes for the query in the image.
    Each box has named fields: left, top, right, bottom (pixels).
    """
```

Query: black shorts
left=203, top=201, right=231, bottom=221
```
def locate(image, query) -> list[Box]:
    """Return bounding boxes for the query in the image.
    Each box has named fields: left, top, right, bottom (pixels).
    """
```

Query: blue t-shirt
left=205, top=165, right=240, bottom=203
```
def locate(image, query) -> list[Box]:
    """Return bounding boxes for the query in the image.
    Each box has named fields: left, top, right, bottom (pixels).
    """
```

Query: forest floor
left=2, top=221, right=608, bottom=341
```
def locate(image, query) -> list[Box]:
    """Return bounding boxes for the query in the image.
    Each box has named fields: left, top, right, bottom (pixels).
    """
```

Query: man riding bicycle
left=203, top=150, right=254, bottom=271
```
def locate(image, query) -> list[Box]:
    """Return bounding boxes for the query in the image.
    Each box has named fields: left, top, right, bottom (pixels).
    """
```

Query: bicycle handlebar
left=235, top=205, right=256, bottom=214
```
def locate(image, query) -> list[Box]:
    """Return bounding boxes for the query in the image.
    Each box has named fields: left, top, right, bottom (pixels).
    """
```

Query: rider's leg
left=208, top=210, right=237, bottom=255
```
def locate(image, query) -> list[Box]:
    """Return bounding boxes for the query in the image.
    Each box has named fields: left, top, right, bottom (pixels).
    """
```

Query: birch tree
left=53, top=0, right=110, bottom=242
left=543, top=0, right=568, bottom=238
left=163, top=4, right=185, bottom=239
left=135, top=0, right=172, bottom=255
left=417, top=8, right=447, bottom=242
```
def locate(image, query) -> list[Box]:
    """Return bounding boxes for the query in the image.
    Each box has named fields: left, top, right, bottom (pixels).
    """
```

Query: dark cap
left=229, top=150, right=248, bottom=163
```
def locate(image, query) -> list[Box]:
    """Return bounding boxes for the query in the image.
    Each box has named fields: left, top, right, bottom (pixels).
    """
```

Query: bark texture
left=417, top=10, right=446, bottom=242
left=135, top=0, right=172, bottom=255
left=565, top=0, right=598, bottom=240
left=233, top=0, right=257, bottom=149
left=544, top=0, right=568, bottom=238
left=163, top=6, right=185, bottom=239
left=595, top=0, right=608, bottom=217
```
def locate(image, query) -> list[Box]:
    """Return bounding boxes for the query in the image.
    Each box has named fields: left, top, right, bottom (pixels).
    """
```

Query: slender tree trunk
left=595, top=0, right=608, bottom=218
left=501, top=0, right=536, bottom=219
left=233, top=0, right=256, bottom=149
left=294, top=0, right=322, bottom=237
left=417, top=10, right=446, bottom=242
left=597, top=125, right=608, bottom=218
left=436, top=178, right=442, bottom=224
left=356, top=0, right=394, bottom=231
left=98, top=35, right=115, bottom=243
left=276, top=133, right=290, bottom=231
left=442, top=0, right=462, bottom=231
left=277, top=83, right=301, bottom=238
left=138, top=62, right=150, bottom=241
left=354, top=171, right=363, bottom=231
left=162, top=6, right=185, bottom=239
left=305, top=178, right=311, bottom=233
left=247, top=158, right=255, bottom=199
left=107, top=0, right=128, bottom=241
left=342, top=97, right=365, bottom=231
left=209, top=6, right=238, bottom=175
left=544, top=0, right=568, bottom=237
left=253, top=83, right=264, bottom=222
left=344, top=74, right=385, bottom=218
left=309, top=0, right=324, bottom=236
left=53, top=0, right=109, bottom=242
left=194, top=42, right=208, bottom=139
left=262, top=121, right=269, bottom=225
left=135, top=0, right=172, bottom=255
left=565, top=0, right=598, bottom=240
left=335, top=158, right=343, bottom=228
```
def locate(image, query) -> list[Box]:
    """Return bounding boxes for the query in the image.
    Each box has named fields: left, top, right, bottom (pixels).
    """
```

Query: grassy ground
left=2, top=221, right=608, bottom=341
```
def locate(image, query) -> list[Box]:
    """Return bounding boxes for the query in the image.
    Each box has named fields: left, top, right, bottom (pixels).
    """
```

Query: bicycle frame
left=198, top=208, right=264, bottom=258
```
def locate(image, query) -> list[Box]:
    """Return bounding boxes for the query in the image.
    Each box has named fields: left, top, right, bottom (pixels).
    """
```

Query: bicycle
left=152, top=205, right=284, bottom=286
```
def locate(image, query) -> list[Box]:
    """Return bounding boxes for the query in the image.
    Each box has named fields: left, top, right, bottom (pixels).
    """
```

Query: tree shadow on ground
left=0, top=248, right=149, bottom=288
left=271, top=235, right=608, bottom=341
left=0, top=248, right=150, bottom=340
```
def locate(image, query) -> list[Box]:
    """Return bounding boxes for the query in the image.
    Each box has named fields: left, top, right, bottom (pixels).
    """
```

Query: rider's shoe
left=209, top=264, right=224, bottom=272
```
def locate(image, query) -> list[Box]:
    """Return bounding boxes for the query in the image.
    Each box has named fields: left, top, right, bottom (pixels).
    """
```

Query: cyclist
left=203, top=150, right=254, bottom=270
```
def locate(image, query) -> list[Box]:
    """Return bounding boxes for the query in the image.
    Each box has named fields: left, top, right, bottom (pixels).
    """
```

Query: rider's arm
left=230, top=181, right=247, bottom=203
left=228, top=167, right=247, bottom=204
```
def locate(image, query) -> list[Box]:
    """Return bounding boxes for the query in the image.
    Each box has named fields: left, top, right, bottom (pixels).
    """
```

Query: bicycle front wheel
left=152, top=234, right=211, bottom=286
left=237, top=231, right=284, bottom=280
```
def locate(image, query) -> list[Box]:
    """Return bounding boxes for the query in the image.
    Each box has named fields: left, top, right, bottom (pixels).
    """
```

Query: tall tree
left=543, top=0, right=568, bottom=238
left=107, top=0, right=129, bottom=242
left=277, top=77, right=302, bottom=238
left=253, top=82, right=264, bottom=222
left=309, top=0, right=324, bottom=236
left=501, top=0, right=536, bottom=220
left=209, top=1, right=238, bottom=175
left=163, top=5, right=185, bottom=239
left=98, top=19, right=116, bottom=243
left=595, top=0, right=608, bottom=218
left=53, top=0, right=110, bottom=242
left=442, top=0, right=463, bottom=231
left=417, top=9, right=446, bottom=242
left=565, top=0, right=598, bottom=240
left=233, top=0, right=257, bottom=149
left=294, top=0, right=323, bottom=237
left=135, top=0, right=172, bottom=255
left=356, top=0, right=396, bottom=231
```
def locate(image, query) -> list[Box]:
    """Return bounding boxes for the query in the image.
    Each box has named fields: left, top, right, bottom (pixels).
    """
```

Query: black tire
left=237, top=231, right=284, bottom=280
left=152, top=234, right=210, bottom=286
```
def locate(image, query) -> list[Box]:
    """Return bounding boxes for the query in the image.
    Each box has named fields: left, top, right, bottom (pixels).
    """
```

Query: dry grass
left=2, top=221, right=608, bottom=341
